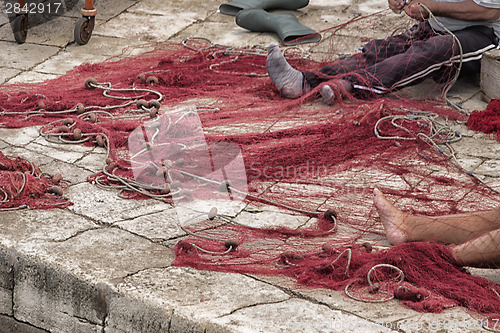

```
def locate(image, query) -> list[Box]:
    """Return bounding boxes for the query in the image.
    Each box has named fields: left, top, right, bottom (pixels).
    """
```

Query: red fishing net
left=0, top=11, right=499, bottom=323
left=468, top=98, right=500, bottom=142
left=0, top=151, right=70, bottom=210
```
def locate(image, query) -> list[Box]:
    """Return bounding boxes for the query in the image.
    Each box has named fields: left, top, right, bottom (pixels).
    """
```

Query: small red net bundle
left=0, top=11, right=499, bottom=321
left=0, top=151, right=70, bottom=210
left=467, top=98, right=500, bottom=142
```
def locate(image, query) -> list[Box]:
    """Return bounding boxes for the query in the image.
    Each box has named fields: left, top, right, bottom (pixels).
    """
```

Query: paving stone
left=115, top=266, right=291, bottom=332
left=451, top=137, right=500, bottom=159
left=0, top=67, right=20, bottom=84
left=235, top=205, right=310, bottom=229
left=67, top=182, right=169, bottom=224
left=208, top=298, right=392, bottom=333
left=74, top=149, right=107, bottom=174
left=0, top=126, right=39, bottom=146
left=0, top=314, right=49, bottom=333
left=32, top=50, right=109, bottom=75
left=474, top=159, right=500, bottom=177
left=0, top=208, right=96, bottom=246
left=129, top=0, right=217, bottom=18
left=94, top=12, right=198, bottom=42
left=114, top=206, right=185, bottom=241
left=5, top=70, right=60, bottom=84
left=0, top=287, right=12, bottom=316
left=0, top=41, right=60, bottom=71
left=105, top=291, right=172, bottom=333
left=25, top=141, right=87, bottom=163
left=65, top=35, right=148, bottom=57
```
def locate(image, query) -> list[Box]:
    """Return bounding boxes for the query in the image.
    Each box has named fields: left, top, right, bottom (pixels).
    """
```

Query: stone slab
left=66, top=182, right=170, bottom=224
left=0, top=67, right=20, bottom=84
left=208, top=298, right=392, bottom=333
left=0, top=41, right=60, bottom=71
left=5, top=71, right=60, bottom=84
left=115, top=266, right=291, bottom=332
left=32, top=50, right=109, bottom=75
left=0, top=314, right=49, bottom=333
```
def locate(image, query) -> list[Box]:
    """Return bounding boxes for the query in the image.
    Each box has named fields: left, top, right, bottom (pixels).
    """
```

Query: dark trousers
left=303, top=21, right=499, bottom=95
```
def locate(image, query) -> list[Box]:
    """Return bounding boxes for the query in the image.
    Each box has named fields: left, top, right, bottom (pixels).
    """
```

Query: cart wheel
left=13, top=15, right=28, bottom=44
left=74, top=17, right=94, bottom=45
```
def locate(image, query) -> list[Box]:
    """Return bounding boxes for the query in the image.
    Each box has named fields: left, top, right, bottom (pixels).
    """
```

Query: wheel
left=74, top=17, right=94, bottom=45
left=13, top=15, right=28, bottom=44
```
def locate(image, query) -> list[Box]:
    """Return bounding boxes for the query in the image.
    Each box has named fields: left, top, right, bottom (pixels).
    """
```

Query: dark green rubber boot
left=220, top=0, right=309, bottom=16
left=236, top=8, right=321, bottom=46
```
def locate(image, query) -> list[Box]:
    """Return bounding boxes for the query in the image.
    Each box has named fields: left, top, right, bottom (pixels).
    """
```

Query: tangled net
left=1, top=10, right=499, bottom=324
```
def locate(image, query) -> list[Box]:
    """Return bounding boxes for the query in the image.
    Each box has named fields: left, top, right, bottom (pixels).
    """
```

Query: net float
left=88, top=113, right=97, bottom=123
left=76, top=103, right=85, bottom=114
left=136, top=99, right=148, bottom=109
left=63, top=118, right=74, bottom=126
left=361, top=242, right=373, bottom=253
left=148, top=99, right=161, bottom=109
left=146, top=76, right=158, bottom=85
left=368, top=282, right=380, bottom=294
left=208, top=207, right=218, bottom=220
left=136, top=73, right=146, bottom=82
left=323, top=208, right=337, bottom=221
left=59, top=125, right=70, bottom=133
left=48, top=186, right=63, bottom=196
left=224, top=239, right=239, bottom=250
left=322, top=243, right=333, bottom=253
left=37, top=100, right=45, bottom=109
left=95, top=135, right=105, bottom=147
left=73, top=128, right=82, bottom=140
left=51, top=173, right=63, bottom=183
left=84, top=77, right=98, bottom=89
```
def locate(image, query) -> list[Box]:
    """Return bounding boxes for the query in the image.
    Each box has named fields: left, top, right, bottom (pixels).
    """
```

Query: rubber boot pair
left=219, top=0, right=321, bottom=46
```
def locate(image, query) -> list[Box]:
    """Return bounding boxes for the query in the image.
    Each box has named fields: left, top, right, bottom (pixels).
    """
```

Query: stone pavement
left=1, top=0, right=500, bottom=332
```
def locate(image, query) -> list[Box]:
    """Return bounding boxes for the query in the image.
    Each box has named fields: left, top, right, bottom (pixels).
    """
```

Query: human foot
left=319, top=79, right=352, bottom=105
left=373, top=188, right=408, bottom=245
left=266, top=42, right=309, bottom=99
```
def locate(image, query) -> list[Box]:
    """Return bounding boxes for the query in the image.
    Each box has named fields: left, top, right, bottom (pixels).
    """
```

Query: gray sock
left=266, top=43, right=308, bottom=99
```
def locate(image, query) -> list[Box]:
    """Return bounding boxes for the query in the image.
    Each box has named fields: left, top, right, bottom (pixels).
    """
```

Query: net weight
left=5, top=2, right=62, bottom=14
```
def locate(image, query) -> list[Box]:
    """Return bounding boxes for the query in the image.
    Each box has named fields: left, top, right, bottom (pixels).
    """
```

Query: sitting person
left=374, top=188, right=500, bottom=268
left=266, top=0, right=500, bottom=104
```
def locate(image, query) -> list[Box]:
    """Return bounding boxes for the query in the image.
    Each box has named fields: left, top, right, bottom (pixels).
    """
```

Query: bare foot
left=373, top=188, right=408, bottom=245
left=266, top=43, right=309, bottom=99
left=319, top=79, right=352, bottom=105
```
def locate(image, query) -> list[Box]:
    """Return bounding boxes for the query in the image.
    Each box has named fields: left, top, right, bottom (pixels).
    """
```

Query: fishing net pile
left=0, top=10, right=499, bottom=324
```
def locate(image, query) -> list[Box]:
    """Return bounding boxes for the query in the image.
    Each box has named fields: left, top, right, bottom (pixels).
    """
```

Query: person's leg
left=266, top=23, right=428, bottom=99
left=343, top=25, right=499, bottom=94
left=266, top=42, right=309, bottom=99
left=373, top=188, right=500, bottom=245
left=451, top=229, right=500, bottom=267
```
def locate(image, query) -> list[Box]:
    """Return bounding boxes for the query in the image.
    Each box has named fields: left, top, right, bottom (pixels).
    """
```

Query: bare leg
left=373, top=188, right=500, bottom=245
left=451, top=229, right=500, bottom=268
left=266, top=43, right=309, bottom=99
